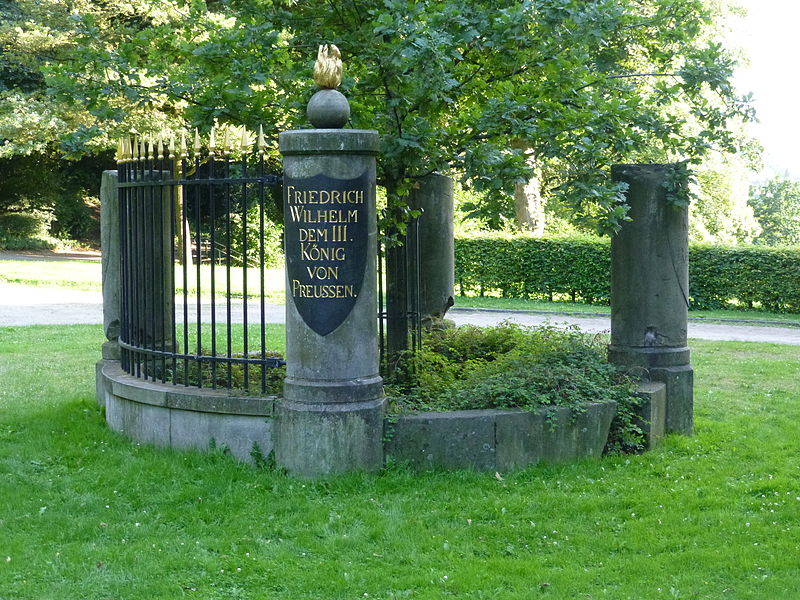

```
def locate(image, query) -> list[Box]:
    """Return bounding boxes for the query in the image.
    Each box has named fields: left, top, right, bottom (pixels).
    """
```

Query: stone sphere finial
left=308, top=44, right=350, bottom=128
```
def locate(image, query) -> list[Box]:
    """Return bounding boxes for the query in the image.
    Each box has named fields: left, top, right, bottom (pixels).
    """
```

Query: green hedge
left=455, top=235, right=800, bottom=313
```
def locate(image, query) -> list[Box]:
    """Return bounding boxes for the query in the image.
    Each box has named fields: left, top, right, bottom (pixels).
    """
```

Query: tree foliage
left=3, top=0, right=754, bottom=235
left=748, top=175, right=800, bottom=247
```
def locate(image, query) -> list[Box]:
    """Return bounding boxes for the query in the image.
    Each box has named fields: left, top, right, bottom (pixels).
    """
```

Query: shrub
left=455, top=234, right=610, bottom=303
left=0, top=212, right=52, bottom=238
left=455, top=234, right=800, bottom=313
left=387, top=323, right=644, bottom=454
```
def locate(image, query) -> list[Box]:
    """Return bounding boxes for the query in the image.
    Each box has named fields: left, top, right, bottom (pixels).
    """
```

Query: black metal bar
left=181, top=155, right=189, bottom=387
left=259, top=152, right=267, bottom=393
left=147, top=154, right=156, bottom=381
left=118, top=175, right=281, bottom=188
left=168, top=155, right=177, bottom=384
left=118, top=340, right=284, bottom=368
left=135, top=147, right=145, bottom=378
left=210, top=153, right=217, bottom=389
left=224, top=153, right=233, bottom=389
left=377, top=233, right=385, bottom=375
left=118, top=157, right=129, bottom=373
left=195, top=151, right=203, bottom=389
left=241, top=152, right=250, bottom=391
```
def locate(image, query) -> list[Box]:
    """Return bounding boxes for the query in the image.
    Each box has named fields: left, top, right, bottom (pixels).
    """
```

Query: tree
left=690, top=150, right=761, bottom=245
left=5, top=0, right=753, bottom=349
left=34, top=0, right=752, bottom=228
left=749, top=175, right=800, bottom=246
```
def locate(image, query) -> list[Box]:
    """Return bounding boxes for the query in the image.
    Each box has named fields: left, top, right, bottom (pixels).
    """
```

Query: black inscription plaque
left=284, top=171, right=371, bottom=336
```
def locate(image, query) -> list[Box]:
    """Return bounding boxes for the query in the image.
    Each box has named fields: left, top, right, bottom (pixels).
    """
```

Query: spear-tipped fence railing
left=116, top=128, right=285, bottom=395
left=378, top=217, right=422, bottom=376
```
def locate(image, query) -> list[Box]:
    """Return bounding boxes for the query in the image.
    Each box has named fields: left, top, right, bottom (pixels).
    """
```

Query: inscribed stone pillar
left=609, top=164, right=693, bottom=435
left=275, top=129, right=385, bottom=476
left=411, top=173, right=455, bottom=326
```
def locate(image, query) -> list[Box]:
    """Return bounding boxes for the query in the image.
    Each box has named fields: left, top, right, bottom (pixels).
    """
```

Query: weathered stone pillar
left=411, top=173, right=455, bottom=326
left=274, top=47, right=384, bottom=476
left=97, top=170, right=121, bottom=406
left=276, top=130, right=384, bottom=476
left=609, top=164, right=693, bottom=435
left=100, top=170, right=121, bottom=360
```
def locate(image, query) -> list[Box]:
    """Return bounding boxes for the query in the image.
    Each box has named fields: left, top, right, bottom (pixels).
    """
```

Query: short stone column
left=411, top=173, right=455, bottom=326
left=609, top=164, right=693, bottom=435
left=100, top=170, right=121, bottom=360
left=275, top=129, right=384, bottom=476
left=274, top=45, right=385, bottom=476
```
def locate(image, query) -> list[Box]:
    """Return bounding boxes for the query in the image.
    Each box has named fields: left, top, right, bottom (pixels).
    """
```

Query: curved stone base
left=97, top=365, right=640, bottom=474
left=97, top=362, right=275, bottom=462
left=385, top=401, right=617, bottom=472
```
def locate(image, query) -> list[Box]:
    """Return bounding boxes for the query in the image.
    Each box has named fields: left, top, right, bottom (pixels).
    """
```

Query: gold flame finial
left=313, top=44, right=343, bottom=89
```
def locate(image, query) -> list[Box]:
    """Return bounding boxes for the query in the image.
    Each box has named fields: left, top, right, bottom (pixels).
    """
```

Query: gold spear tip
left=257, top=124, right=266, bottom=154
left=240, top=128, right=250, bottom=152
left=313, top=44, right=343, bottom=89
left=193, top=128, right=201, bottom=155
left=223, top=128, right=232, bottom=155
left=208, top=126, right=217, bottom=156
left=180, top=130, right=188, bottom=158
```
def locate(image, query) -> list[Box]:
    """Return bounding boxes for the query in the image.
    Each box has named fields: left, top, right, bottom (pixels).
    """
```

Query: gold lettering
left=290, top=282, right=356, bottom=298
left=305, top=265, right=340, bottom=280
left=299, top=228, right=329, bottom=242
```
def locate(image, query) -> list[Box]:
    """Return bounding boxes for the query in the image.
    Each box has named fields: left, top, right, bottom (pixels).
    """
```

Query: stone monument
left=274, top=45, right=385, bottom=476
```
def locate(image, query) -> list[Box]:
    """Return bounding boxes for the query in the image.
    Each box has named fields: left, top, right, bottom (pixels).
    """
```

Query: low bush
left=0, top=212, right=51, bottom=238
left=386, top=323, right=644, bottom=453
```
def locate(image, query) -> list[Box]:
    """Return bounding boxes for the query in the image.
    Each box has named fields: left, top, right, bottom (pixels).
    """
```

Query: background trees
left=0, top=0, right=755, bottom=241
left=748, top=175, right=800, bottom=246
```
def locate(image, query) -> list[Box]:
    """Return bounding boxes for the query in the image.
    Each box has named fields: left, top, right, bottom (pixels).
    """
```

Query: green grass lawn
left=0, top=258, right=103, bottom=291
left=2, top=325, right=800, bottom=598
left=0, top=258, right=285, bottom=301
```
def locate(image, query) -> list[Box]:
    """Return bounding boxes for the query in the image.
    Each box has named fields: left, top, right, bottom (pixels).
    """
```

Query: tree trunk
left=512, top=141, right=546, bottom=235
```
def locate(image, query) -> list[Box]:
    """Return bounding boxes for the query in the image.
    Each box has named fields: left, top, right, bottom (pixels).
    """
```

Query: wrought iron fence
left=117, top=131, right=285, bottom=395
left=377, top=217, right=422, bottom=376
left=117, top=129, right=424, bottom=391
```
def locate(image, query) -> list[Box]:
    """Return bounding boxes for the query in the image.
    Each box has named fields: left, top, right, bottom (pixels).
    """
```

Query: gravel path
left=2, top=282, right=800, bottom=345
